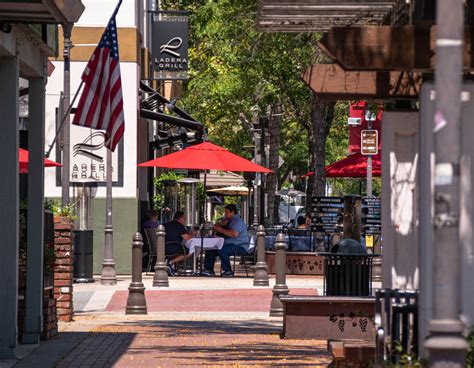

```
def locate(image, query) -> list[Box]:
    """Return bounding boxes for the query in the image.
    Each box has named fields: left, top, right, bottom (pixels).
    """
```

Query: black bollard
left=253, top=225, right=269, bottom=286
left=153, top=224, right=169, bottom=287
left=125, top=232, right=147, bottom=315
left=269, top=233, right=289, bottom=317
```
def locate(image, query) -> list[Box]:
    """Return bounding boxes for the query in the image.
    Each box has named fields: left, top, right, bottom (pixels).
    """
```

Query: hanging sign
left=151, top=11, right=189, bottom=80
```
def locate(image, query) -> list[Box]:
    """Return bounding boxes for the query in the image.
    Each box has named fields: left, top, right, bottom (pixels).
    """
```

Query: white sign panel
left=70, top=125, right=119, bottom=183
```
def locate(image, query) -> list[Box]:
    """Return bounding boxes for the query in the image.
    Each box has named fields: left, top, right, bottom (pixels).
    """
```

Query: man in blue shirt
left=202, top=204, right=249, bottom=277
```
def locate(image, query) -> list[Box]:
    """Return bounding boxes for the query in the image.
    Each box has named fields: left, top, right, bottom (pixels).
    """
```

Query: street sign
left=361, top=130, right=378, bottom=155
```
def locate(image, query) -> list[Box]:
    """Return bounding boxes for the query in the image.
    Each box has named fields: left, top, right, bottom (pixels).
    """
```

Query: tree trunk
left=266, top=104, right=281, bottom=225
left=306, top=92, right=335, bottom=211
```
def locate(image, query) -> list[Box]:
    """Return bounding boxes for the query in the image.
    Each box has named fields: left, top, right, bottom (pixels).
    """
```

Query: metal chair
left=143, top=228, right=158, bottom=273
left=232, top=245, right=256, bottom=277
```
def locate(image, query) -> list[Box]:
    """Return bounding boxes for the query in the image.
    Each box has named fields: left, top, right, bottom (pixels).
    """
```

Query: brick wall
left=17, top=270, right=58, bottom=341
left=54, top=216, right=74, bottom=322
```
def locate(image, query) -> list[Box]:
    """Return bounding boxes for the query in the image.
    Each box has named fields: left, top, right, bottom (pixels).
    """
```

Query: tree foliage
left=161, top=0, right=318, bottom=180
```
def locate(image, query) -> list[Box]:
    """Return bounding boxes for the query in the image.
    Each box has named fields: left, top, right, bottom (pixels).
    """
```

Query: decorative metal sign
left=54, top=107, right=123, bottom=186
left=151, top=11, right=189, bottom=80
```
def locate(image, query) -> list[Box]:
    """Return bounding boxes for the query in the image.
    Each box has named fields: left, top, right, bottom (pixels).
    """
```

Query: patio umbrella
left=19, top=148, right=62, bottom=174
left=138, top=142, right=272, bottom=173
left=325, top=152, right=381, bottom=178
left=207, top=185, right=249, bottom=196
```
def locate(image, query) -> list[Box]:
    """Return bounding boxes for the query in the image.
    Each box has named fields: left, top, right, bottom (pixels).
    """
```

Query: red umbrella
left=19, top=148, right=62, bottom=174
left=138, top=142, right=272, bottom=173
left=325, top=152, right=381, bottom=178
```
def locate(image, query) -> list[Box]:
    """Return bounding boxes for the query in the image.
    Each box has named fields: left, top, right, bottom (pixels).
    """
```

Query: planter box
left=265, top=251, right=324, bottom=275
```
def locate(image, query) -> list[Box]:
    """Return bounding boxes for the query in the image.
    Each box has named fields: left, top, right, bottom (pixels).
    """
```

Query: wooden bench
left=279, top=295, right=375, bottom=340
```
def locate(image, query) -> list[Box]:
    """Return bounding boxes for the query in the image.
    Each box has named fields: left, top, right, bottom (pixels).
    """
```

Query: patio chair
left=231, top=244, right=256, bottom=277
left=143, top=228, right=158, bottom=273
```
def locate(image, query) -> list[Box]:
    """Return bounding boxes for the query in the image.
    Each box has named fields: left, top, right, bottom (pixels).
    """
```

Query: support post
left=101, top=148, right=116, bottom=285
left=424, top=0, right=468, bottom=365
left=0, top=56, right=19, bottom=359
left=343, top=195, right=362, bottom=241
left=253, top=225, right=269, bottom=286
left=153, top=224, right=169, bottom=287
left=24, top=76, right=46, bottom=344
left=366, top=120, right=373, bottom=197
left=126, top=232, right=147, bottom=315
left=269, top=233, right=289, bottom=317
left=61, top=23, right=73, bottom=205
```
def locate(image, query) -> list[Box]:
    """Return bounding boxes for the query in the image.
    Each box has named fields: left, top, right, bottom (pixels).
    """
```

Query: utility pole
left=61, top=23, right=73, bottom=205
left=424, top=0, right=468, bottom=366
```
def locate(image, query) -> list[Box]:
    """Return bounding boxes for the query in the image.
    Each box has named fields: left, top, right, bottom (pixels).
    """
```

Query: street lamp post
left=61, top=22, right=73, bottom=206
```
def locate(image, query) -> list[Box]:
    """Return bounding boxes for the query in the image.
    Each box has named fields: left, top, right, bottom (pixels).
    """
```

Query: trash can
left=319, top=239, right=377, bottom=296
left=73, top=229, right=94, bottom=282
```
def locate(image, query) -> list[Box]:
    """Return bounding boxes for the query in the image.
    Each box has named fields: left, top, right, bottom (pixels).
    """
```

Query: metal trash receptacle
left=73, top=229, right=94, bottom=282
left=319, top=239, right=377, bottom=296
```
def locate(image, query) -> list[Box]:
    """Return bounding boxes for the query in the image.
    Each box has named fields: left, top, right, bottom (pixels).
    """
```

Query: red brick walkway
left=57, top=320, right=331, bottom=367
left=106, top=288, right=318, bottom=313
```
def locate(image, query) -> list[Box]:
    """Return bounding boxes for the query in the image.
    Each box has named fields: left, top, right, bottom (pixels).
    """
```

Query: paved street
left=4, top=275, right=334, bottom=367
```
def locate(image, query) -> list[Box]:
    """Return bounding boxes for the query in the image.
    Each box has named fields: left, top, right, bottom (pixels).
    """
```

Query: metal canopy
left=0, top=0, right=85, bottom=24
left=257, top=0, right=406, bottom=32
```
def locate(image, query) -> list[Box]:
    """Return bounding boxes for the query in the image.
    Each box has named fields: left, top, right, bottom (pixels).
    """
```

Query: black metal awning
left=139, top=82, right=204, bottom=149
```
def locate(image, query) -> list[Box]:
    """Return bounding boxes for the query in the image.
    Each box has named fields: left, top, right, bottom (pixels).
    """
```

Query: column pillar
left=0, top=56, right=19, bottom=358
left=24, top=76, right=46, bottom=343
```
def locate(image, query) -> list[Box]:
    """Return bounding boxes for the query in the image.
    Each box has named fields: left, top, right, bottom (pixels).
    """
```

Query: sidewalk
left=3, top=275, right=333, bottom=367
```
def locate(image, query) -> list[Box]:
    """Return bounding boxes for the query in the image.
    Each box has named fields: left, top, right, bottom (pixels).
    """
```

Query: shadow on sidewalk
left=14, top=331, right=136, bottom=368
left=116, top=319, right=281, bottom=336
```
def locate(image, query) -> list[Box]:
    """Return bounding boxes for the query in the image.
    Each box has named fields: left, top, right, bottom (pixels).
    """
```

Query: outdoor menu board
left=310, top=196, right=344, bottom=234
left=362, top=197, right=381, bottom=235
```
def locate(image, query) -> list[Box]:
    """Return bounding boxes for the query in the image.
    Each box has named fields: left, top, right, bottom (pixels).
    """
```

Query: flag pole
left=100, top=0, right=123, bottom=285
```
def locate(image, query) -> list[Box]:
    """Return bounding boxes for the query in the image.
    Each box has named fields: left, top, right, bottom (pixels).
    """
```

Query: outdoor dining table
left=185, top=237, right=225, bottom=272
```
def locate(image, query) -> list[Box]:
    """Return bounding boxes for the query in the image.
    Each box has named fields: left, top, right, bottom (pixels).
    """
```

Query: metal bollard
left=153, top=224, right=169, bottom=287
left=269, top=233, right=289, bottom=317
left=125, top=232, right=147, bottom=314
left=253, top=225, right=269, bottom=286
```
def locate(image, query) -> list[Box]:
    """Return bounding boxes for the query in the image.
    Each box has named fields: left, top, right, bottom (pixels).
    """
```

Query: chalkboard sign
left=362, top=197, right=381, bottom=234
left=311, top=196, right=344, bottom=234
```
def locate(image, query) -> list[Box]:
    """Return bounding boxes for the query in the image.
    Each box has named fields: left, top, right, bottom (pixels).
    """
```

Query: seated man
left=164, top=211, right=192, bottom=275
left=202, top=204, right=249, bottom=277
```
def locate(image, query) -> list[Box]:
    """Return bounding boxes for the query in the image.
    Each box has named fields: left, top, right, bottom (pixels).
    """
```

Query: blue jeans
left=204, top=243, right=248, bottom=272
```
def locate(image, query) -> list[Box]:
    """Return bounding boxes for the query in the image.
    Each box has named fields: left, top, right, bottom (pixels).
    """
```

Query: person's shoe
left=221, top=270, right=234, bottom=278
left=167, top=264, right=176, bottom=276
left=201, top=269, right=215, bottom=277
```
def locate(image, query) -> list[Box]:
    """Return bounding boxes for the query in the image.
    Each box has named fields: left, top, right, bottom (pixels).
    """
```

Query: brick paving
left=106, top=288, right=318, bottom=313
left=57, top=319, right=331, bottom=367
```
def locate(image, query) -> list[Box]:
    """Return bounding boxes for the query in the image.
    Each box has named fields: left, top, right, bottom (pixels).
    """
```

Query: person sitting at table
left=202, top=204, right=249, bottom=277
left=164, top=211, right=192, bottom=275
left=142, top=209, right=159, bottom=230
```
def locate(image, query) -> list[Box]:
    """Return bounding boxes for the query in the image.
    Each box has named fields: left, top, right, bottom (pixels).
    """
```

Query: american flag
left=72, top=12, right=124, bottom=152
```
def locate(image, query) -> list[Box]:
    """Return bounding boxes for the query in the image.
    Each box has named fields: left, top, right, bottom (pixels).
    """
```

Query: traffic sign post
left=361, top=128, right=378, bottom=197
